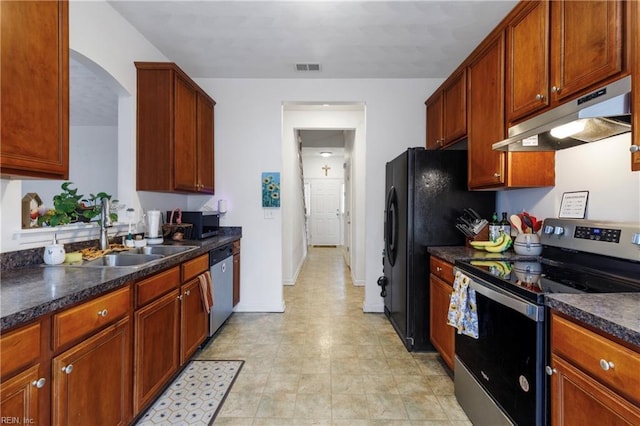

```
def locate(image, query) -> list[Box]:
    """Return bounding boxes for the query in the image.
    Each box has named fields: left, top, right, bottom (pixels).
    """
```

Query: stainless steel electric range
left=453, top=218, right=640, bottom=426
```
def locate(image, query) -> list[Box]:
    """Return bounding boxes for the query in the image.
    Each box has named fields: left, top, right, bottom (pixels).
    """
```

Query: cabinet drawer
left=181, top=254, right=208, bottom=282
left=137, top=267, right=180, bottom=307
left=551, top=313, right=640, bottom=405
left=0, top=322, right=40, bottom=378
left=53, top=286, right=130, bottom=350
left=430, top=257, right=454, bottom=283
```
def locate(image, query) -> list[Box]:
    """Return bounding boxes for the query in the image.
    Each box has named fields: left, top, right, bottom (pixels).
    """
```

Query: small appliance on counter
left=171, top=211, right=220, bottom=240
left=145, top=210, right=163, bottom=244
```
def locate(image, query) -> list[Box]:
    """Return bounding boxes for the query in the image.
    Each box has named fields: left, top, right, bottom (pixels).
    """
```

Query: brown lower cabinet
left=429, top=256, right=455, bottom=370
left=52, top=317, right=131, bottom=425
left=0, top=248, right=220, bottom=424
left=549, top=312, right=640, bottom=425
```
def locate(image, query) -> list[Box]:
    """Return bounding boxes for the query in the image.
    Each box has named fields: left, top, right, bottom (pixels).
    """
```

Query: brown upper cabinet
left=0, top=0, right=69, bottom=179
left=507, top=0, right=627, bottom=125
left=136, top=62, right=215, bottom=194
left=425, top=69, right=467, bottom=149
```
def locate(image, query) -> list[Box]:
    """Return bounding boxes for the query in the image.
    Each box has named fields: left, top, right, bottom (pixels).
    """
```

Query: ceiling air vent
left=295, top=63, right=321, bottom=72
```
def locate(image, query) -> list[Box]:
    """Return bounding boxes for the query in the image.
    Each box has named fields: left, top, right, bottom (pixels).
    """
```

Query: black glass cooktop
left=455, top=247, right=640, bottom=304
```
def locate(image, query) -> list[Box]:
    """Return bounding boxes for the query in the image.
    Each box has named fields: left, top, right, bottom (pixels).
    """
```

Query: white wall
left=497, top=134, right=640, bottom=223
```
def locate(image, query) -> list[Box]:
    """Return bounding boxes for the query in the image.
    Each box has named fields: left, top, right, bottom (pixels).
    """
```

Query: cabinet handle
left=493, top=172, right=501, bottom=178
left=185, top=290, right=191, bottom=296
left=97, top=309, right=108, bottom=317
left=32, top=377, right=46, bottom=388
left=61, top=364, right=73, bottom=375
left=551, top=86, right=560, bottom=93
left=535, top=94, right=545, bottom=101
left=436, top=266, right=442, bottom=272
left=599, top=359, right=614, bottom=371
left=178, top=295, right=183, bottom=301
left=630, top=145, right=639, bottom=153
left=545, top=366, right=557, bottom=376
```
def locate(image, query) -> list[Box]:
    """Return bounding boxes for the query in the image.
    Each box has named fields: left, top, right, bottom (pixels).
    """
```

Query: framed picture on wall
left=262, top=172, right=280, bottom=208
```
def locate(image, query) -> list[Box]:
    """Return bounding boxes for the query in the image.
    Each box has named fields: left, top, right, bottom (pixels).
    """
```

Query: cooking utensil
left=510, top=215, right=523, bottom=233
left=521, top=214, right=534, bottom=233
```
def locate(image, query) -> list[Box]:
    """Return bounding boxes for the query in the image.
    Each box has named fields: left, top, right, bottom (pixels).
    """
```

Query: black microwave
left=167, top=211, right=220, bottom=240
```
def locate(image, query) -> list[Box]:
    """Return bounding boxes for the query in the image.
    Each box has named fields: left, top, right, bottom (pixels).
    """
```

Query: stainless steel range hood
left=492, top=76, right=631, bottom=152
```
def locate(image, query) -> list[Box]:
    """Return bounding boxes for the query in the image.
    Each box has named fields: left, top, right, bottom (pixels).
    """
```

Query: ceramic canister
left=44, top=244, right=66, bottom=265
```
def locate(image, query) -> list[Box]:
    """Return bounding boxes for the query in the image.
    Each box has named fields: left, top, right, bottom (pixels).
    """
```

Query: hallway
left=196, top=247, right=470, bottom=424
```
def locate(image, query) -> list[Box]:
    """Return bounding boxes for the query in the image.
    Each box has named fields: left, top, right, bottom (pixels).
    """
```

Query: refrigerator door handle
left=385, top=186, right=398, bottom=266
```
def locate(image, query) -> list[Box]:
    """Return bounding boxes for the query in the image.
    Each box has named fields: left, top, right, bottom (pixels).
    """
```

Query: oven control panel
left=574, top=226, right=621, bottom=243
left=541, top=218, right=640, bottom=262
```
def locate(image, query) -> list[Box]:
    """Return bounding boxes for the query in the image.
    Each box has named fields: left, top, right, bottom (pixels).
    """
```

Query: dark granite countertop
left=428, top=246, right=639, bottom=348
left=1, top=228, right=241, bottom=331
left=546, top=293, right=640, bottom=348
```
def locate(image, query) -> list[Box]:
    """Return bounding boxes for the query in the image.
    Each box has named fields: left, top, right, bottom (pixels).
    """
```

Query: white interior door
left=309, top=178, right=341, bottom=246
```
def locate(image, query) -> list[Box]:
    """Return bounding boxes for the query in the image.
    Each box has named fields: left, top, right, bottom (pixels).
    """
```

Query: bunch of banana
left=469, top=232, right=513, bottom=253
left=470, top=260, right=512, bottom=276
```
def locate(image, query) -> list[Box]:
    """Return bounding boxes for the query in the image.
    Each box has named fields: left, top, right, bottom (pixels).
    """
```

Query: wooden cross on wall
left=322, top=164, right=331, bottom=176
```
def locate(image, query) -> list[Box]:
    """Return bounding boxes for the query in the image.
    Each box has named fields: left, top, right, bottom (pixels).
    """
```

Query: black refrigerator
left=378, top=147, right=495, bottom=351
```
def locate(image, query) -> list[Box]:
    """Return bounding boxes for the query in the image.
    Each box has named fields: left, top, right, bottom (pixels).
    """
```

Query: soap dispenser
left=44, top=233, right=66, bottom=265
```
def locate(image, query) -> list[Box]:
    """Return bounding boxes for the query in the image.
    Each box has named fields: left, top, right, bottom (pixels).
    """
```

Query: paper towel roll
left=218, top=199, right=227, bottom=214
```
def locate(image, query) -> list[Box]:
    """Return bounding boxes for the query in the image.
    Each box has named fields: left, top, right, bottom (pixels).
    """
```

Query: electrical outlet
left=264, top=209, right=274, bottom=219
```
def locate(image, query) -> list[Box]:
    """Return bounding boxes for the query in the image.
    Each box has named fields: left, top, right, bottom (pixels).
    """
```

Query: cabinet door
left=173, top=74, right=198, bottom=192
left=551, top=0, right=624, bottom=103
left=134, top=289, right=180, bottom=413
left=442, top=69, right=467, bottom=145
left=425, top=93, right=443, bottom=150
left=52, top=317, right=131, bottom=426
left=180, top=279, right=209, bottom=364
left=0, top=1, right=69, bottom=179
left=429, top=275, right=454, bottom=370
left=197, top=93, right=215, bottom=194
left=0, top=365, right=42, bottom=424
left=506, top=0, right=550, bottom=123
left=467, top=33, right=506, bottom=188
left=550, top=355, right=640, bottom=425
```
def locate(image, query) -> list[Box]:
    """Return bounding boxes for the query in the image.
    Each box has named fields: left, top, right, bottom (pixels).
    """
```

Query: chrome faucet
left=99, top=198, right=112, bottom=250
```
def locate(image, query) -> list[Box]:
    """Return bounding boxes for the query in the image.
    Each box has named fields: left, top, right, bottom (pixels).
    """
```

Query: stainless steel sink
left=81, top=253, right=165, bottom=268
left=126, top=245, right=198, bottom=256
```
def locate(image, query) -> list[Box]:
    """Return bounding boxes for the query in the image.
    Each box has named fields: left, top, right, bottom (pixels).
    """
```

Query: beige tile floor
left=196, top=246, right=471, bottom=425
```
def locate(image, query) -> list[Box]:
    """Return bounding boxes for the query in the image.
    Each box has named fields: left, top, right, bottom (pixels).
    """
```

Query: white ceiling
left=108, top=0, right=517, bottom=79
left=72, top=0, right=518, bottom=125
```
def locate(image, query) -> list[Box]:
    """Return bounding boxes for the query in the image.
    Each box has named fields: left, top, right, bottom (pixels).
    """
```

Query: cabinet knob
left=545, top=366, right=557, bottom=376
left=178, top=295, right=183, bottom=301
left=493, top=172, right=501, bottom=178
left=551, top=86, right=560, bottom=93
left=97, top=309, right=108, bottom=317
left=61, top=364, right=74, bottom=375
left=185, top=290, right=191, bottom=296
left=535, top=94, right=545, bottom=101
left=599, top=359, right=614, bottom=371
left=436, top=266, right=442, bottom=272
left=630, top=145, right=639, bottom=153
left=32, top=377, right=46, bottom=388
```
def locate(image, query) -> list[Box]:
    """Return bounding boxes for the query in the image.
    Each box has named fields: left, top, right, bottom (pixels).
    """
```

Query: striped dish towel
left=198, top=271, right=214, bottom=313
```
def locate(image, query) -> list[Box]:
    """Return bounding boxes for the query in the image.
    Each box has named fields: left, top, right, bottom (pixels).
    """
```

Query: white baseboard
left=283, top=251, right=306, bottom=286
left=233, top=300, right=286, bottom=313
left=363, top=300, right=384, bottom=313
left=352, top=279, right=365, bottom=287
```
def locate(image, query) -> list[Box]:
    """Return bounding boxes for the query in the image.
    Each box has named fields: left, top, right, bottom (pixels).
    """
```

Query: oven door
left=454, top=269, right=546, bottom=426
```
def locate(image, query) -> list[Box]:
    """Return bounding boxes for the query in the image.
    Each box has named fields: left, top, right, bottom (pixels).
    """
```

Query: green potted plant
left=37, top=182, right=117, bottom=226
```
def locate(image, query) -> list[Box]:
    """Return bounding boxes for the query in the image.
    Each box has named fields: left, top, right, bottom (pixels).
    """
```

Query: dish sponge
left=64, top=252, right=83, bottom=264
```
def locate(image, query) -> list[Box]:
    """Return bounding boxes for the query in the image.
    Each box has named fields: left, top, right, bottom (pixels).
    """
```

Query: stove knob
left=543, top=225, right=555, bottom=235
left=632, top=233, right=640, bottom=246
left=554, top=226, right=565, bottom=236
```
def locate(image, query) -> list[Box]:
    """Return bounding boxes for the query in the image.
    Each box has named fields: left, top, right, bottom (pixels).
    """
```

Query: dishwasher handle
left=210, top=243, right=234, bottom=266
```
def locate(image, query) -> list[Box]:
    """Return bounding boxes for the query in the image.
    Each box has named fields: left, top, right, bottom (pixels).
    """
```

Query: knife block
left=465, top=223, right=489, bottom=248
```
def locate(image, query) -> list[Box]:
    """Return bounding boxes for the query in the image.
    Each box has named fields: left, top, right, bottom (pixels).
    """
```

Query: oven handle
left=462, top=272, right=544, bottom=322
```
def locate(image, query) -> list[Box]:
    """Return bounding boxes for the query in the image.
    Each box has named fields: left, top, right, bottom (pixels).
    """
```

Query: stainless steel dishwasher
left=209, top=243, right=234, bottom=336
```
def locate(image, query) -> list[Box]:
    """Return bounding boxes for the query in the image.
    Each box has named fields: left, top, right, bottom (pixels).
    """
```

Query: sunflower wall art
left=262, top=172, right=281, bottom=207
